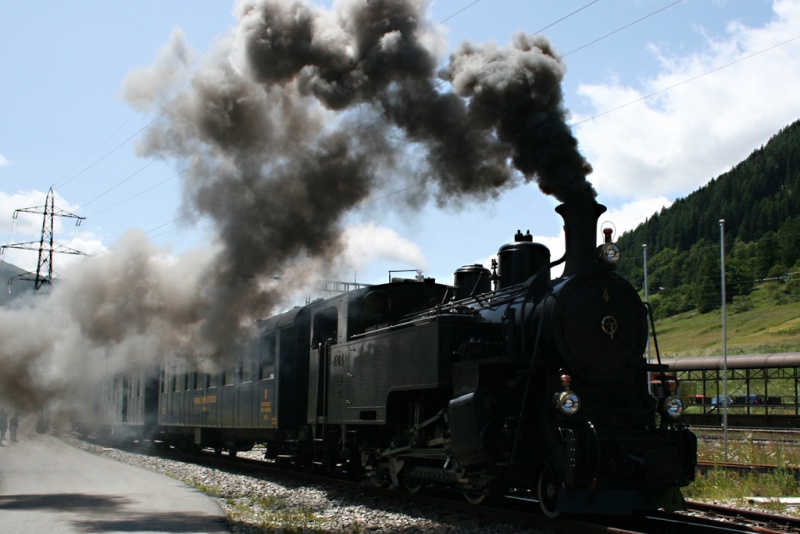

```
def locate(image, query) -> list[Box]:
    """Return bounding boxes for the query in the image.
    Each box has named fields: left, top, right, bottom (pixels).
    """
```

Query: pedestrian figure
left=10, top=412, right=19, bottom=442
left=0, top=408, right=7, bottom=443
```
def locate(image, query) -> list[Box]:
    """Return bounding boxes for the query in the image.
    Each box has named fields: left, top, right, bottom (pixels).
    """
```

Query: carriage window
left=241, top=342, right=254, bottom=383
left=223, top=368, right=235, bottom=385
left=260, top=334, right=276, bottom=380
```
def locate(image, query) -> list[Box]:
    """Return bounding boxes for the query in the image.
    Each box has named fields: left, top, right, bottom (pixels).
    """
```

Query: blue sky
left=2, top=0, right=797, bottom=288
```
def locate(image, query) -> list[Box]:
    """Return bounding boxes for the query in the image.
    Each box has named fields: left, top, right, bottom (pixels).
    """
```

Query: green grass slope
left=652, top=285, right=800, bottom=358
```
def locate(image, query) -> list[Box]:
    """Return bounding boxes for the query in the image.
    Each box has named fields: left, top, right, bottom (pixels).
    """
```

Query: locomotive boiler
left=92, top=197, right=696, bottom=517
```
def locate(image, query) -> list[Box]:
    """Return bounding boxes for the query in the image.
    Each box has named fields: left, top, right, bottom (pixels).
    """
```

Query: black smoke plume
left=126, top=0, right=594, bottom=350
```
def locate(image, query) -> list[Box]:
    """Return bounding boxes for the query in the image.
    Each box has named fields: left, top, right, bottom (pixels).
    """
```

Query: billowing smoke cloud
left=0, top=233, right=216, bottom=412
left=0, top=0, right=595, bottom=413
left=125, top=0, right=594, bottom=347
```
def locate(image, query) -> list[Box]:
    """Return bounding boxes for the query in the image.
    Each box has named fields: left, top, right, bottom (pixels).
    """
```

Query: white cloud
left=0, top=153, right=9, bottom=166
left=339, top=222, right=427, bottom=274
left=603, top=196, right=672, bottom=237
left=575, top=0, right=800, bottom=201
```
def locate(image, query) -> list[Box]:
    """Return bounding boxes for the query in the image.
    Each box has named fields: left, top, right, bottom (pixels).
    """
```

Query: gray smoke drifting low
left=125, top=0, right=595, bottom=348
left=0, top=233, right=219, bottom=412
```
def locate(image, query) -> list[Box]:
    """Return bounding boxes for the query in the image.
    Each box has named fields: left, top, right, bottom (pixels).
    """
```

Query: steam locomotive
left=86, top=198, right=696, bottom=517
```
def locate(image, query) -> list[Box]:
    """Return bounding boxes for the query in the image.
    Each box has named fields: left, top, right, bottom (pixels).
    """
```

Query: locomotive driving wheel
left=537, top=464, right=560, bottom=518
left=462, top=490, right=487, bottom=505
left=402, top=478, right=423, bottom=494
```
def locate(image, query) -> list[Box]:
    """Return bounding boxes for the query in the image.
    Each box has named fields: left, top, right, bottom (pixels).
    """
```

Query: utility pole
left=643, top=243, right=651, bottom=393
left=643, top=244, right=650, bottom=361
left=720, top=218, right=728, bottom=461
left=1, top=188, right=86, bottom=291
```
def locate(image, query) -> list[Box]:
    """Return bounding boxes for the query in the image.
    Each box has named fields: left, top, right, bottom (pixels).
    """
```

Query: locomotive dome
left=453, top=264, right=491, bottom=300
left=496, top=230, right=550, bottom=289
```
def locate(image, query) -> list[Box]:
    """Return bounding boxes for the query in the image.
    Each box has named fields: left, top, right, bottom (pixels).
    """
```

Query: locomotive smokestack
left=556, top=198, right=606, bottom=277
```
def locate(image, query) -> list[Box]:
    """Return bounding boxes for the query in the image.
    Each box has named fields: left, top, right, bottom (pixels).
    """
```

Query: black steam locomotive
left=88, top=198, right=696, bottom=517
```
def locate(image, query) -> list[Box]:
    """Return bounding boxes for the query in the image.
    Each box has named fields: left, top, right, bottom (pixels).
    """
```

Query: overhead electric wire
left=84, top=167, right=182, bottom=219
left=77, top=155, right=165, bottom=211
left=52, top=111, right=140, bottom=186
left=571, top=33, right=800, bottom=126
left=141, top=1, right=603, bottom=239
left=53, top=112, right=164, bottom=191
left=563, top=0, right=683, bottom=57
left=43, top=0, right=491, bottom=242
left=26, top=0, right=743, bottom=247
left=535, top=0, right=600, bottom=35
left=438, top=0, right=481, bottom=25
left=49, top=0, right=601, bottom=244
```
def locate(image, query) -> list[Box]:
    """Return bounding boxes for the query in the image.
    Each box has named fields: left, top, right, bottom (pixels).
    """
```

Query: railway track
left=692, top=426, right=800, bottom=438
left=129, top=441, right=800, bottom=534
left=681, top=500, right=800, bottom=533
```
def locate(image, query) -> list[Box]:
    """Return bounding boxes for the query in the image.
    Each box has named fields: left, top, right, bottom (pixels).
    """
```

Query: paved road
left=0, top=425, right=229, bottom=533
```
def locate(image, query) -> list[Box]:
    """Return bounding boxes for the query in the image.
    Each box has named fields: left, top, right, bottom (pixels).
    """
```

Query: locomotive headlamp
left=599, top=243, right=621, bottom=265
left=598, top=227, right=621, bottom=266
left=661, top=396, right=684, bottom=419
left=555, top=391, right=581, bottom=415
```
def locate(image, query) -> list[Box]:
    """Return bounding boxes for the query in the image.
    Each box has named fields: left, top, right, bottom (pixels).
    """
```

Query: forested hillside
left=616, top=118, right=800, bottom=319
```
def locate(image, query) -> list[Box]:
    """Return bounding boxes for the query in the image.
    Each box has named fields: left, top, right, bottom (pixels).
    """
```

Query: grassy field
left=686, top=429, right=800, bottom=516
left=651, top=286, right=800, bottom=358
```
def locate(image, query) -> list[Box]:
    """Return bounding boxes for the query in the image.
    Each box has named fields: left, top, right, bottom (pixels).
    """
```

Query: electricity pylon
left=1, top=188, right=86, bottom=291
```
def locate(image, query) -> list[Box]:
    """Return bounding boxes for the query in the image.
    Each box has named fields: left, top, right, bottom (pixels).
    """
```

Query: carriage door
left=308, top=307, right=338, bottom=428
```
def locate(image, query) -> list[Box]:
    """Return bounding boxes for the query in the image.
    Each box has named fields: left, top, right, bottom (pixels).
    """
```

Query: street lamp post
left=643, top=244, right=651, bottom=393
left=643, top=244, right=650, bottom=362
left=720, top=219, right=728, bottom=461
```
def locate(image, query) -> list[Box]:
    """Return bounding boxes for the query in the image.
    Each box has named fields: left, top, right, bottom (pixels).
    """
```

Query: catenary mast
left=1, top=188, right=85, bottom=290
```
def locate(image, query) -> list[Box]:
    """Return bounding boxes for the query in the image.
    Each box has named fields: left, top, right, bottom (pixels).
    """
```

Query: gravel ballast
left=60, top=434, right=544, bottom=533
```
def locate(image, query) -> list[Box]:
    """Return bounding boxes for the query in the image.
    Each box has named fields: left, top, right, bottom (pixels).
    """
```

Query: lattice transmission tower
left=1, top=188, right=86, bottom=291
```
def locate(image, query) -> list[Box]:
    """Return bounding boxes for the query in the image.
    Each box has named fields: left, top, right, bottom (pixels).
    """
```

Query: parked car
left=734, top=394, right=765, bottom=405
left=710, top=395, right=733, bottom=406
